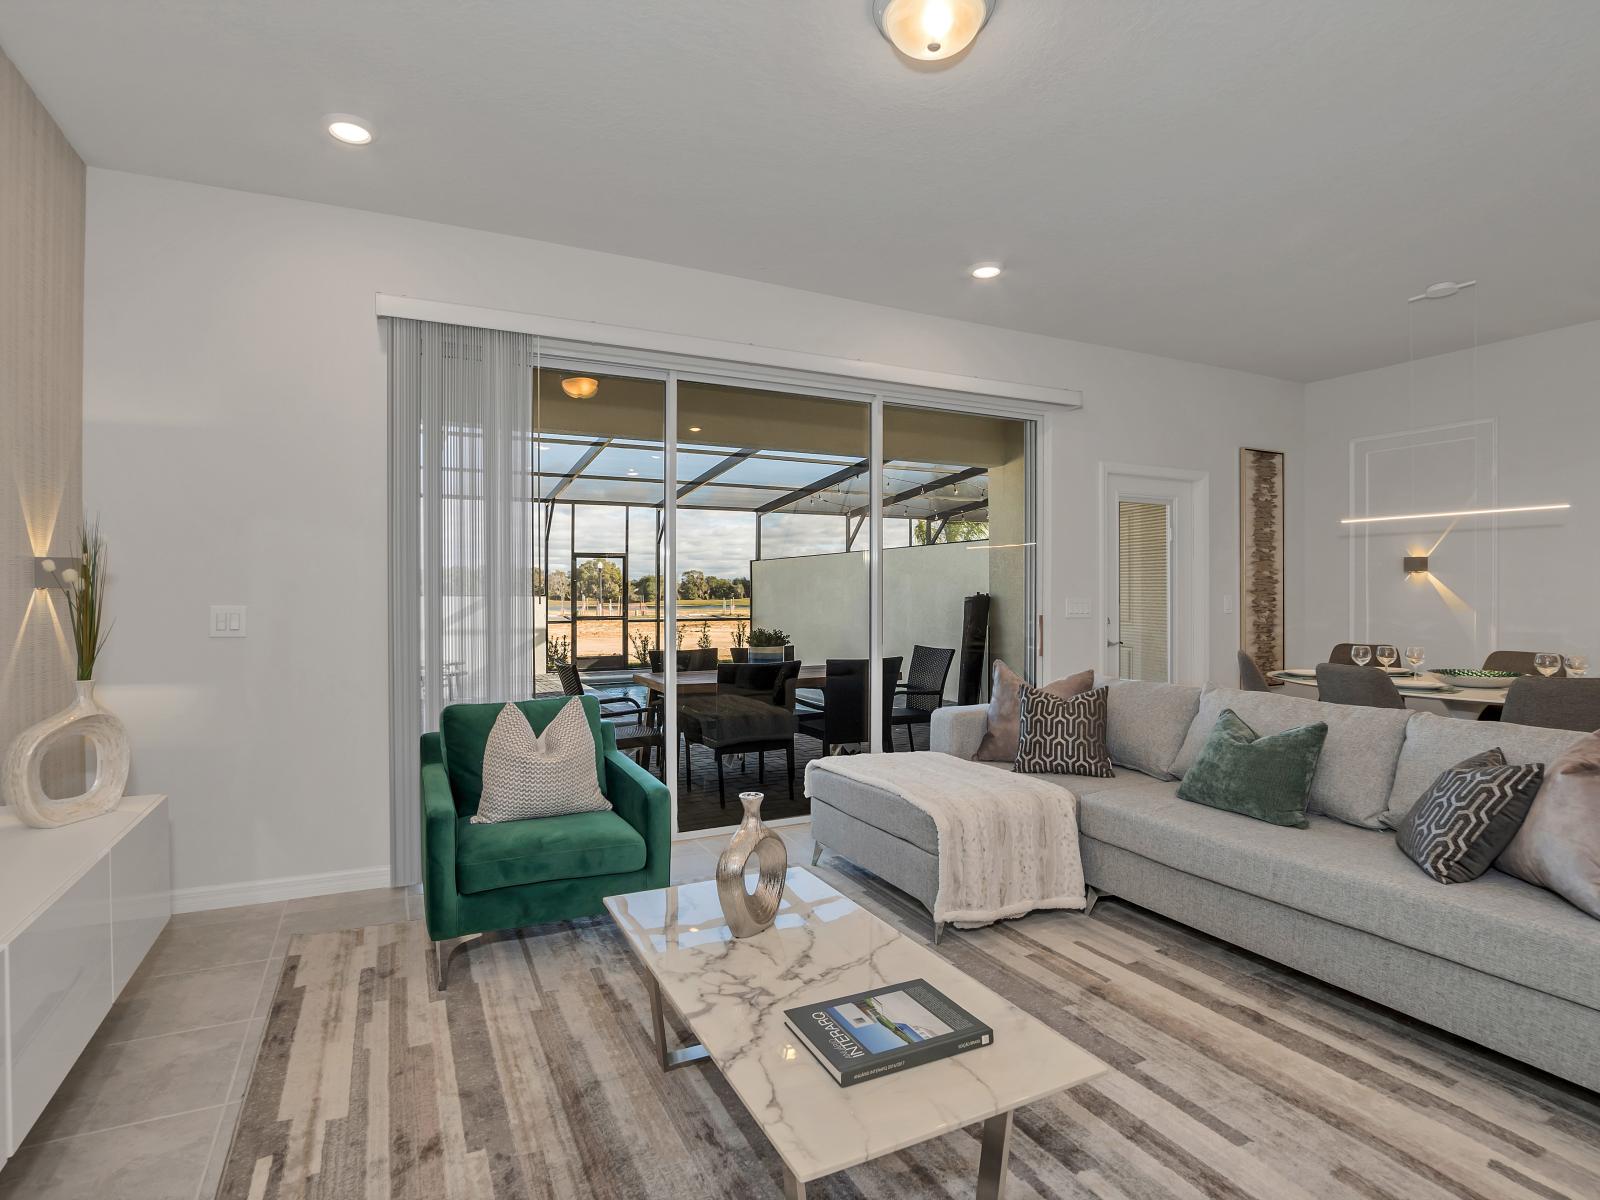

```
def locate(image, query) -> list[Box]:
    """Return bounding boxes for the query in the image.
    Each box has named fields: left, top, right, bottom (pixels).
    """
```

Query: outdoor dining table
left=630, top=665, right=829, bottom=696
left=1269, top=668, right=1510, bottom=714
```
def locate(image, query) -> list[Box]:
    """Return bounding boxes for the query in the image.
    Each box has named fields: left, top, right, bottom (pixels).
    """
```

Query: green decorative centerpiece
left=1433, top=668, right=1522, bottom=690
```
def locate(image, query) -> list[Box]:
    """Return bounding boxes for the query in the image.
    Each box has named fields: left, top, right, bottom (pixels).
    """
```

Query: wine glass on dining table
left=1376, top=644, right=1398, bottom=671
left=1565, top=654, right=1589, bottom=678
left=1405, top=645, right=1426, bottom=675
left=1534, top=652, right=1563, bottom=678
left=1351, top=644, right=1373, bottom=668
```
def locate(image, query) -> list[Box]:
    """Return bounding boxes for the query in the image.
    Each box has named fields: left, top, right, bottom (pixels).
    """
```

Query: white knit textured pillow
left=470, top=700, right=610, bottom=824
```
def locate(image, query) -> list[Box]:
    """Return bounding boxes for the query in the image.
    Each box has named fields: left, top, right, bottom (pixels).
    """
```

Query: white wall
left=1298, top=319, right=1600, bottom=671
left=84, top=169, right=1304, bottom=899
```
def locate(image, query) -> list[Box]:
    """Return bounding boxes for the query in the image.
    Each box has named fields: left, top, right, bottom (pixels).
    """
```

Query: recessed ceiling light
left=970, top=263, right=1002, bottom=280
left=687, top=426, right=702, bottom=433
left=560, top=376, right=600, bottom=400
left=325, top=115, right=374, bottom=146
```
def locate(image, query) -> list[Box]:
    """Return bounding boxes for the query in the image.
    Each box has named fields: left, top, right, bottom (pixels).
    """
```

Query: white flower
left=59, top=567, right=80, bottom=585
left=41, top=558, right=56, bottom=573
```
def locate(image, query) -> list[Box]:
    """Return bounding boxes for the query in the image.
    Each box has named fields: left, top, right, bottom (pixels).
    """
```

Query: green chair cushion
left=440, top=695, right=608, bottom=818
left=1176, top=708, right=1328, bottom=829
left=454, top=809, right=647, bottom=894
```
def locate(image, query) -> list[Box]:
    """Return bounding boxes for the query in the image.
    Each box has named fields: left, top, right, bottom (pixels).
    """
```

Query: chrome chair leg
left=810, top=842, right=824, bottom=866
left=434, top=934, right=479, bottom=992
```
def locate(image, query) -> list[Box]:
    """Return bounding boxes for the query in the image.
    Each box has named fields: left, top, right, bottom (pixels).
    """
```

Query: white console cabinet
left=0, top=795, right=170, bottom=1162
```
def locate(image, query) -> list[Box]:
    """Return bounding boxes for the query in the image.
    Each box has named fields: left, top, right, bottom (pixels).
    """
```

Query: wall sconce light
left=1404, top=556, right=1429, bottom=576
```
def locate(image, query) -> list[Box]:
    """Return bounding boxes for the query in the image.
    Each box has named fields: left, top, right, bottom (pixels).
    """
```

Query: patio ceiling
left=529, top=435, right=990, bottom=523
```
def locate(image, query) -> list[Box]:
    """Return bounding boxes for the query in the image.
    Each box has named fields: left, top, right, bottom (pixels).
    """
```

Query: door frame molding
left=1098, top=462, right=1210, bottom=686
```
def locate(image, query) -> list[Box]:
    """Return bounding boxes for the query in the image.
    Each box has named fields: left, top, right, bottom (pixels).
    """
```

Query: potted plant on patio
left=731, top=620, right=749, bottom=663
left=747, top=627, right=791, bottom=663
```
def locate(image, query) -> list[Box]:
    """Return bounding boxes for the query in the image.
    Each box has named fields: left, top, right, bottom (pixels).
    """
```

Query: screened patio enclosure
left=392, top=319, right=1036, bottom=847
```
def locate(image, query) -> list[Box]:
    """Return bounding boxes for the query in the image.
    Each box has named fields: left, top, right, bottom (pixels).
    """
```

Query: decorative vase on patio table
left=2, top=679, right=131, bottom=828
left=716, top=791, right=788, bottom=937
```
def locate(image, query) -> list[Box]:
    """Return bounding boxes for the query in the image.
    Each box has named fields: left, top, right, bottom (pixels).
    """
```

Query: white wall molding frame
left=1097, top=461, right=1212, bottom=687
left=376, top=293, right=1083, bottom=412
left=171, top=865, right=394, bottom=914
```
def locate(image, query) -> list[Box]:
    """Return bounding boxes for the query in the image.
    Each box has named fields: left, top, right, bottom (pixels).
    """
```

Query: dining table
left=630, top=665, right=830, bottom=697
left=1269, top=667, right=1511, bottom=715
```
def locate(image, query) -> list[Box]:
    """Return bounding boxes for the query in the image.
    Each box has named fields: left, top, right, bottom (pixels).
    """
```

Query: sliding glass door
left=391, top=319, right=1038, bottom=877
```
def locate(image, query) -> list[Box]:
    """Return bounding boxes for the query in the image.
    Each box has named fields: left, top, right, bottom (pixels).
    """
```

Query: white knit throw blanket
left=806, top=752, right=1086, bottom=928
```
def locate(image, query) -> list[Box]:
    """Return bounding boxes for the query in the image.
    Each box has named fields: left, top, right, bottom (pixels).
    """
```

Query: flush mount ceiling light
left=970, top=262, right=1002, bottom=280
left=560, top=376, right=599, bottom=400
left=325, top=115, right=375, bottom=145
left=874, top=0, right=996, bottom=62
left=1407, top=279, right=1477, bottom=303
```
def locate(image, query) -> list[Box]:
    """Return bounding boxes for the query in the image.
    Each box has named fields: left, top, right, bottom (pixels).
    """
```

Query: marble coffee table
left=604, top=868, right=1106, bottom=1198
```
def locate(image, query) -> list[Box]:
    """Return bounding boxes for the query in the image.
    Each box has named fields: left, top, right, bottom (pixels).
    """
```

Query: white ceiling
left=5, top=1, right=1600, bottom=382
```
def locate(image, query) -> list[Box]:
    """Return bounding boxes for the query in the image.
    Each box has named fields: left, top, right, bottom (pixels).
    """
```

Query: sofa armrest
left=930, top=704, right=988, bottom=760
left=605, top=750, right=672, bottom=888
left=420, top=733, right=461, bottom=940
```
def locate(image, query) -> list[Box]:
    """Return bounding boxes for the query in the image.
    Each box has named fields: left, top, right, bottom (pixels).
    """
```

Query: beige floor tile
left=228, top=1020, right=269, bottom=1103
left=0, top=1108, right=221, bottom=1200
left=197, top=1101, right=241, bottom=1200
left=25, top=1022, right=246, bottom=1144
left=271, top=893, right=412, bottom=955
left=141, top=915, right=281, bottom=977
left=252, top=956, right=288, bottom=1019
left=283, top=885, right=409, bottom=914
left=667, top=841, right=716, bottom=885
left=98, top=960, right=266, bottom=1044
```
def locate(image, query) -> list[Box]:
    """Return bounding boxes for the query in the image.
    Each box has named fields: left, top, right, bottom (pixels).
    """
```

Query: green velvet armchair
left=421, top=695, right=672, bottom=989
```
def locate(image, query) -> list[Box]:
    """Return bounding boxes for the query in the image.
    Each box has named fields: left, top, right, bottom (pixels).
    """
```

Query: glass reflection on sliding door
left=674, top=381, right=870, bottom=834
left=881, top=405, right=1034, bottom=749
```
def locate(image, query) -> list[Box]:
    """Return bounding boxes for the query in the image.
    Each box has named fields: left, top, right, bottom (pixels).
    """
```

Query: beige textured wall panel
left=1, top=44, right=85, bottom=796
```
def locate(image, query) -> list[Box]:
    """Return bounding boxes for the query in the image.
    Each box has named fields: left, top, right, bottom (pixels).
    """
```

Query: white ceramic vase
left=2, top=680, right=130, bottom=827
left=715, top=791, right=789, bottom=937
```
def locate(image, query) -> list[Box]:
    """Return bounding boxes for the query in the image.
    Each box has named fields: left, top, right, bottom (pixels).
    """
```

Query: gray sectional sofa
left=808, top=682, right=1600, bottom=1093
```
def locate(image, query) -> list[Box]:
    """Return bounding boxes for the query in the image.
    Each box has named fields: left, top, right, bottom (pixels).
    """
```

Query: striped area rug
left=218, top=862, right=1600, bottom=1199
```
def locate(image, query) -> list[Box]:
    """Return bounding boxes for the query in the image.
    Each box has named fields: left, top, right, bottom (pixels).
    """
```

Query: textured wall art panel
left=1239, top=448, right=1286, bottom=673
left=1, top=47, right=85, bottom=797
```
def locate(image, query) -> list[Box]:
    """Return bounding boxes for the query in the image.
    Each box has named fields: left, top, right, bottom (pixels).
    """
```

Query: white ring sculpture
left=2, top=682, right=130, bottom=827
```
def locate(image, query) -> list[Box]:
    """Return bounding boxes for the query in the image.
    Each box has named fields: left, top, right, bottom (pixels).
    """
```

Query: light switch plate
left=1222, top=594, right=1235, bottom=614
left=209, top=604, right=247, bottom=638
left=1065, top=597, right=1092, bottom=618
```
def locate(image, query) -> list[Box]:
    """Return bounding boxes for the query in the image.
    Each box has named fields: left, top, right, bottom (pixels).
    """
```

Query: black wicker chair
left=889, top=645, right=956, bottom=750
left=679, top=661, right=802, bottom=806
left=796, top=657, right=903, bottom=756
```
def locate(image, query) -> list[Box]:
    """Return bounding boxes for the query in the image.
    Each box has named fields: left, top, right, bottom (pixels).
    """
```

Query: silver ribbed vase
left=715, top=791, right=788, bottom=938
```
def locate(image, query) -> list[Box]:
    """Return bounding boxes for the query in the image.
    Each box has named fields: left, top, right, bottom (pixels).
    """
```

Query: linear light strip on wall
left=1340, top=503, right=1570, bottom=525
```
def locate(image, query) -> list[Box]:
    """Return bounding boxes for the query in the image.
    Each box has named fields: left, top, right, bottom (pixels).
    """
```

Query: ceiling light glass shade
left=971, top=263, right=1002, bottom=279
left=325, top=116, right=374, bottom=145
left=560, top=376, right=600, bottom=400
left=874, top=0, right=994, bottom=62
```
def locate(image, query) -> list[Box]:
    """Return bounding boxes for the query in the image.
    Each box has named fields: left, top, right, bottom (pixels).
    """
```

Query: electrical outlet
left=210, top=604, right=247, bottom=638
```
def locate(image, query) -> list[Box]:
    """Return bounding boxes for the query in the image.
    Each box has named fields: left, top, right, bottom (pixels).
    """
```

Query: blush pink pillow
left=1497, top=730, right=1600, bottom=919
left=975, top=660, right=1095, bottom=762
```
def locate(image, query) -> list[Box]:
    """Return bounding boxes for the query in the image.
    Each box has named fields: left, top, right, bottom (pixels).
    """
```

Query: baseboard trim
left=172, top=866, right=394, bottom=914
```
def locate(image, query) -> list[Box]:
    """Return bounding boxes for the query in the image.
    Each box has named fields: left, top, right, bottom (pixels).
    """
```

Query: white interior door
left=1104, top=469, right=1203, bottom=683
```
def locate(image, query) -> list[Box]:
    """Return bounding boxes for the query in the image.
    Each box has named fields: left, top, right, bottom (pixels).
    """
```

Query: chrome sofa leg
left=434, top=935, right=478, bottom=992
left=932, top=919, right=946, bottom=946
left=1083, top=886, right=1102, bottom=917
left=810, top=842, right=824, bottom=866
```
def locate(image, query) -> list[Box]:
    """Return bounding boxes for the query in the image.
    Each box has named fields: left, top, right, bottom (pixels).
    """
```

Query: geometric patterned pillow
left=1395, top=751, right=1543, bottom=883
left=1014, top=684, right=1115, bottom=777
left=470, top=699, right=611, bottom=824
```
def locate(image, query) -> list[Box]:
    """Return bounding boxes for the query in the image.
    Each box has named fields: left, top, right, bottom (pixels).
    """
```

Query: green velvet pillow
left=1176, top=709, right=1327, bottom=828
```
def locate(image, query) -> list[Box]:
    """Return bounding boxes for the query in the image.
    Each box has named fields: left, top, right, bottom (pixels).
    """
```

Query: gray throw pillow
left=471, top=699, right=611, bottom=824
left=976, top=661, right=1094, bottom=762
left=1014, top=684, right=1115, bottom=777
left=1395, top=752, right=1543, bottom=884
left=1497, top=731, right=1600, bottom=919
left=1102, top=679, right=1203, bottom=780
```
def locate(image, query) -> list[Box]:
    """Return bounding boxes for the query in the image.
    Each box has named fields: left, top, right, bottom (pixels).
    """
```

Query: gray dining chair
left=1482, top=650, right=1565, bottom=678
left=1237, top=651, right=1275, bottom=692
left=1501, top=678, right=1600, bottom=731
left=1315, top=663, right=1406, bottom=709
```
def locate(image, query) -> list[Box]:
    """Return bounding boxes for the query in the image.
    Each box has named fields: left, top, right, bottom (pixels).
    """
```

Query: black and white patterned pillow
left=1015, top=684, right=1115, bottom=777
left=1395, top=751, right=1543, bottom=883
left=471, top=700, right=611, bottom=824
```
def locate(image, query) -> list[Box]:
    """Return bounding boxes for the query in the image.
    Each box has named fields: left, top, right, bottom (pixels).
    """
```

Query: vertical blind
left=1118, top=500, right=1170, bottom=683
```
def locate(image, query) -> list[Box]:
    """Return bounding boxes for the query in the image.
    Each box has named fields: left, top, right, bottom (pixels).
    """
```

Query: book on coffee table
left=783, top=978, right=993, bottom=1087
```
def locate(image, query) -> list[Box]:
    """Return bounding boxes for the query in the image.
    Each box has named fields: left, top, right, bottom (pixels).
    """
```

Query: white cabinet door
left=7, top=856, right=113, bottom=1152
left=111, top=798, right=170, bottom=993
